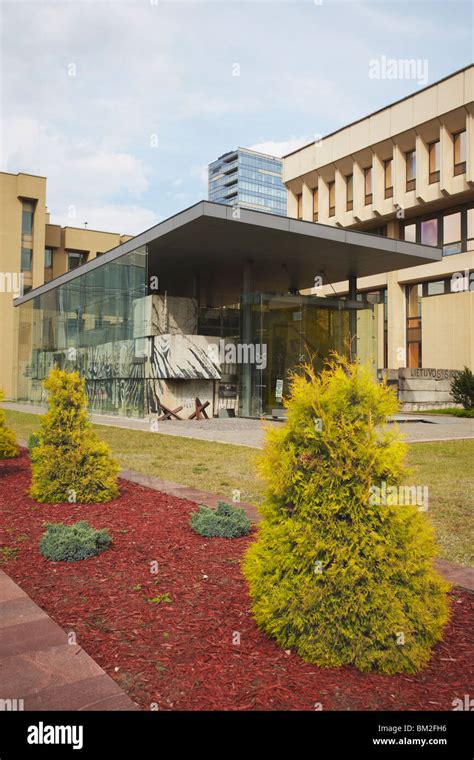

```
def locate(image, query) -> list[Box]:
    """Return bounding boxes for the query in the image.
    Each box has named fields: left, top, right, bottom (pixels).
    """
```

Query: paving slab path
left=3, top=402, right=474, bottom=448
left=0, top=571, right=139, bottom=711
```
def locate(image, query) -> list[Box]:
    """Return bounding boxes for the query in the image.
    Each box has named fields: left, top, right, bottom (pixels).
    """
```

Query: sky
left=0, top=0, right=473, bottom=235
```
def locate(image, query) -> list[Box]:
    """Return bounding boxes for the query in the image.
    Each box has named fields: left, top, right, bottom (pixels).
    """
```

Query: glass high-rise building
left=208, top=147, right=287, bottom=216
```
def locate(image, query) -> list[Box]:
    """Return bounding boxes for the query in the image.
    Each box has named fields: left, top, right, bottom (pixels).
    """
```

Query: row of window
left=21, top=247, right=90, bottom=279
left=237, top=194, right=287, bottom=212
left=210, top=175, right=287, bottom=198
left=296, top=129, right=468, bottom=220
left=239, top=154, right=283, bottom=173
left=229, top=181, right=287, bottom=199
left=239, top=168, right=286, bottom=188
left=402, top=203, right=474, bottom=256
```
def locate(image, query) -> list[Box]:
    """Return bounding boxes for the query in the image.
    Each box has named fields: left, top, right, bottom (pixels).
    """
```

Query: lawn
left=4, top=408, right=474, bottom=566
left=420, top=408, right=474, bottom=418
left=0, top=450, right=472, bottom=711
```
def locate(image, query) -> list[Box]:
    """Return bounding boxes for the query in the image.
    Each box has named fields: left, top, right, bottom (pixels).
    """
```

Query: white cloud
left=54, top=204, right=160, bottom=237
left=191, top=164, right=209, bottom=186
left=1, top=118, right=151, bottom=199
left=0, top=118, right=159, bottom=232
left=249, top=136, right=313, bottom=158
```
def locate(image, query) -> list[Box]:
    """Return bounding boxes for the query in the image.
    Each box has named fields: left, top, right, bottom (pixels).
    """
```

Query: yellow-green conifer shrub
left=30, top=368, right=119, bottom=503
left=243, top=356, right=449, bottom=674
left=0, top=389, right=18, bottom=459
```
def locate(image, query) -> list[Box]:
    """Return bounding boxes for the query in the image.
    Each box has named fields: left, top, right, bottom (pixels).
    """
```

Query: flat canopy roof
left=14, top=201, right=442, bottom=306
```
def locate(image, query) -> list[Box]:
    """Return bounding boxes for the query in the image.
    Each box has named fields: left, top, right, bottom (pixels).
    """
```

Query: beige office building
left=283, top=65, right=474, bottom=404
left=0, top=171, right=131, bottom=398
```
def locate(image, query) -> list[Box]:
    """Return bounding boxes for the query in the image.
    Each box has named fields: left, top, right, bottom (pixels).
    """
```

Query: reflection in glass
left=421, top=218, right=438, bottom=247
left=443, top=212, right=461, bottom=255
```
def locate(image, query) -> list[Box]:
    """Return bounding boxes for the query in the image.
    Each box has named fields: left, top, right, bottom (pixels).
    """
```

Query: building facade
left=0, top=171, right=131, bottom=397
left=208, top=147, right=287, bottom=216
left=283, top=66, right=474, bottom=408
left=13, top=202, right=439, bottom=420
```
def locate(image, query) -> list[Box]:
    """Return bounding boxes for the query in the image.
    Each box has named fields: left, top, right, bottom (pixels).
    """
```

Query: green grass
left=419, top=408, right=474, bottom=418
left=3, top=409, right=264, bottom=506
left=4, top=409, right=474, bottom=567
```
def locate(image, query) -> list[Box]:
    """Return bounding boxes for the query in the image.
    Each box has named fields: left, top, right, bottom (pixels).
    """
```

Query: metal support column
left=241, top=260, right=253, bottom=416
left=348, top=273, right=357, bottom=362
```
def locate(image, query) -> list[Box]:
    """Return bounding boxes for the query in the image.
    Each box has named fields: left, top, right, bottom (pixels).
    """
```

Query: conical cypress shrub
left=0, top=389, right=18, bottom=459
left=30, top=368, right=119, bottom=503
left=243, top=356, right=449, bottom=674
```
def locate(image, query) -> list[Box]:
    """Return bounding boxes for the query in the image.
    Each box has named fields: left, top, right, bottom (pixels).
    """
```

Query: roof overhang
left=14, top=201, right=442, bottom=306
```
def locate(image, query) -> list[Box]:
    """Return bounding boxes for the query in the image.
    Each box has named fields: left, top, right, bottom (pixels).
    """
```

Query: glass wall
left=240, top=293, right=376, bottom=417
left=16, top=245, right=147, bottom=417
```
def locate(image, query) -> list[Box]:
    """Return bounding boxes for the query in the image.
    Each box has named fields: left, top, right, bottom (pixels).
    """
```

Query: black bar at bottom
left=0, top=710, right=471, bottom=758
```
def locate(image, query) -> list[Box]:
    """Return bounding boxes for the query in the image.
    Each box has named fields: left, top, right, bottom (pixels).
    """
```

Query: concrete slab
left=0, top=571, right=139, bottom=711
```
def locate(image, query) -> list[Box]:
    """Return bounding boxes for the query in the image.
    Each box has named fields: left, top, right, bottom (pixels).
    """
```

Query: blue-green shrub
left=190, top=501, right=251, bottom=538
left=40, top=521, right=111, bottom=562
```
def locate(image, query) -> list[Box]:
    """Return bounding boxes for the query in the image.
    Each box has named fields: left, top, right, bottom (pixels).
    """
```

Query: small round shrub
left=190, top=501, right=251, bottom=538
left=39, top=521, right=111, bottom=562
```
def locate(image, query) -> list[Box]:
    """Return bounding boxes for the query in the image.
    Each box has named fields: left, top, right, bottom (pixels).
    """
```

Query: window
left=364, top=167, right=372, bottom=204
left=443, top=211, right=461, bottom=255
left=44, top=248, right=53, bottom=269
left=406, top=283, right=422, bottom=368
left=328, top=182, right=335, bottom=217
left=420, top=218, right=438, bottom=247
left=384, top=159, right=393, bottom=198
left=454, top=130, right=466, bottom=175
left=21, top=247, right=32, bottom=271
left=68, top=251, right=87, bottom=270
left=406, top=150, right=416, bottom=191
left=346, top=174, right=353, bottom=211
left=21, top=202, right=34, bottom=235
left=369, top=224, right=388, bottom=237
left=425, top=280, right=446, bottom=296
left=313, top=188, right=318, bottom=222
left=468, top=207, right=474, bottom=244
left=429, top=141, right=440, bottom=183
left=403, top=204, right=473, bottom=254
left=296, top=193, right=303, bottom=220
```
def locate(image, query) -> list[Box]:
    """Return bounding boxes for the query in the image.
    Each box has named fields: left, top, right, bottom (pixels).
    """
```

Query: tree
left=451, top=366, right=474, bottom=410
left=30, top=368, right=119, bottom=503
left=243, top=356, right=449, bottom=674
left=0, top=389, right=18, bottom=459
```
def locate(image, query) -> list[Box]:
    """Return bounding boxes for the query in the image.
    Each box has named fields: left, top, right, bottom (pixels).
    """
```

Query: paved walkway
left=3, top=402, right=474, bottom=448
left=0, top=571, right=138, bottom=711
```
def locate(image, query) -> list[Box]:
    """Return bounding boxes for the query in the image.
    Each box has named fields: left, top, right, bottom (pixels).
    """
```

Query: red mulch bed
left=0, top=450, right=472, bottom=711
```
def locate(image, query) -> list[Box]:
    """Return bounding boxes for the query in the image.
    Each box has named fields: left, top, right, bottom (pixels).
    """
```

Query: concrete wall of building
left=45, top=224, right=131, bottom=279
left=0, top=171, right=131, bottom=398
left=0, top=172, right=47, bottom=397
left=422, top=290, right=474, bottom=370
left=283, top=66, right=474, bottom=385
